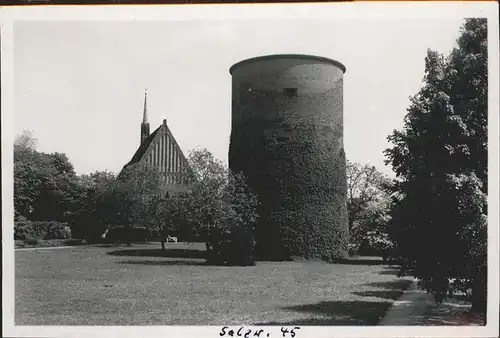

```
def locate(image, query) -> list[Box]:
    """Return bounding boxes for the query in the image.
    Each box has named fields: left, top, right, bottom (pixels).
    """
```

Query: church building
left=122, top=91, right=190, bottom=189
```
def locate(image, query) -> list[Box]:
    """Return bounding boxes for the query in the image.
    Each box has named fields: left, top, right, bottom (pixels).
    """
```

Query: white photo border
left=2, top=2, right=499, bottom=338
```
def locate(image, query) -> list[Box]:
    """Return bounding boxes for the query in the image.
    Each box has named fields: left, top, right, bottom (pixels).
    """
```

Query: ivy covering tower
left=229, top=54, right=348, bottom=261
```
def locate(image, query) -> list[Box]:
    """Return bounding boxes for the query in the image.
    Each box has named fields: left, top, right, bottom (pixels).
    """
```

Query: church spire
left=140, top=89, right=150, bottom=144
left=142, top=89, right=148, bottom=124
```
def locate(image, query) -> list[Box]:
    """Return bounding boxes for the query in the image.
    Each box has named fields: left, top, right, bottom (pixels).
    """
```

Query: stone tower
left=229, top=54, right=348, bottom=261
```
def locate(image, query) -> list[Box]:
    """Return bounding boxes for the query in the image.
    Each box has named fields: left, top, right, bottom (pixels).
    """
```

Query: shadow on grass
left=116, top=259, right=205, bottom=266
left=453, top=294, right=472, bottom=302
left=96, top=244, right=126, bottom=248
left=254, top=300, right=392, bottom=326
left=107, top=248, right=206, bottom=259
left=332, top=257, right=386, bottom=266
left=364, top=279, right=413, bottom=290
left=352, top=290, right=405, bottom=300
left=378, top=267, right=401, bottom=276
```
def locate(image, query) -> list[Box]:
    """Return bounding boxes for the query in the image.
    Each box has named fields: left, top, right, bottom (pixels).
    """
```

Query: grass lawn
left=15, top=242, right=413, bottom=325
left=15, top=239, right=86, bottom=249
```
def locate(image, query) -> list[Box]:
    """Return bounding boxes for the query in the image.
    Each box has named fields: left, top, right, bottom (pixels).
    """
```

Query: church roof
left=122, top=120, right=189, bottom=174
left=126, top=125, right=162, bottom=167
left=119, top=92, right=190, bottom=182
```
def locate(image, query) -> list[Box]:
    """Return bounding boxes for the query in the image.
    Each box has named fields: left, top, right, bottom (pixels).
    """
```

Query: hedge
left=205, top=225, right=256, bottom=266
left=14, top=220, right=72, bottom=240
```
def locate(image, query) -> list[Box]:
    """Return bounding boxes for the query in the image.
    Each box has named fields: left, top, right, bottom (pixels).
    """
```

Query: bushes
left=182, top=149, right=259, bottom=266
left=64, top=238, right=87, bottom=246
left=348, top=243, right=359, bottom=257
left=23, top=238, right=39, bottom=246
left=14, top=220, right=71, bottom=240
left=71, top=221, right=107, bottom=244
left=14, top=219, right=35, bottom=240
left=357, top=231, right=393, bottom=258
left=201, top=196, right=257, bottom=267
left=101, top=226, right=148, bottom=244
left=205, top=225, right=256, bottom=266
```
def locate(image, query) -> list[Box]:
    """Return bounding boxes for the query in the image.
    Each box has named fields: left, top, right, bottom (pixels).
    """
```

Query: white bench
left=166, top=236, right=178, bottom=243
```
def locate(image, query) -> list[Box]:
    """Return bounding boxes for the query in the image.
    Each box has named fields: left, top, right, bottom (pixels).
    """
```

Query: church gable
left=122, top=92, right=190, bottom=187
left=127, top=126, right=161, bottom=166
left=139, top=121, right=189, bottom=185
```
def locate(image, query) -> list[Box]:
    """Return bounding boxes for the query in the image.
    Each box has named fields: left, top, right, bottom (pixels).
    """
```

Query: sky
left=14, top=18, right=465, bottom=177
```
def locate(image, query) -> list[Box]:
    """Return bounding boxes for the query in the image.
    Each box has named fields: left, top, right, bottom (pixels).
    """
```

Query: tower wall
left=229, top=55, right=348, bottom=261
left=140, top=122, right=150, bottom=144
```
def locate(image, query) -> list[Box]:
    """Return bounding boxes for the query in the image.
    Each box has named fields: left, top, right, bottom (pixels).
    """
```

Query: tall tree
left=346, top=160, right=391, bottom=231
left=14, top=130, right=37, bottom=151
left=181, top=149, right=231, bottom=252
left=14, top=131, right=82, bottom=222
left=385, top=19, right=487, bottom=313
left=29, top=152, right=81, bottom=222
left=104, top=163, right=163, bottom=245
left=346, top=161, right=393, bottom=256
left=182, top=148, right=259, bottom=265
left=149, top=191, right=189, bottom=251
left=14, top=131, right=40, bottom=218
left=72, top=170, right=117, bottom=241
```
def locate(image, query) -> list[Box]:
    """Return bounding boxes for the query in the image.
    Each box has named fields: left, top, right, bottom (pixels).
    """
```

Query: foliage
left=64, top=238, right=87, bottom=246
left=212, top=172, right=259, bottom=266
left=95, top=163, right=164, bottom=244
left=357, top=230, right=393, bottom=258
left=14, top=219, right=35, bottom=240
left=346, top=160, right=393, bottom=252
left=101, top=226, right=149, bottom=244
left=71, top=170, right=117, bottom=241
left=348, top=244, right=359, bottom=257
left=113, top=163, right=163, bottom=225
left=13, top=131, right=165, bottom=244
left=12, top=136, right=258, bottom=261
left=14, top=220, right=71, bottom=240
left=229, top=86, right=349, bottom=261
left=15, top=130, right=37, bottom=150
left=59, top=163, right=164, bottom=244
left=346, top=161, right=391, bottom=226
left=148, top=191, right=191, bottom=249
left=182, top=148, right=259, bottom=266
left=14, top=132, right=84, bottom=224
left=384, top=19, right=487, bottom=312
left=23, top=238, right=39, bottom=246
left=182, top=149, right=229, bottom=238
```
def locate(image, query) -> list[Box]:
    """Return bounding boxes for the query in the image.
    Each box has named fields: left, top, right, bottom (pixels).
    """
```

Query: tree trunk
left=206, top=242, right=217, bottom=264
left=126, top=225, right=132, bottom=246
